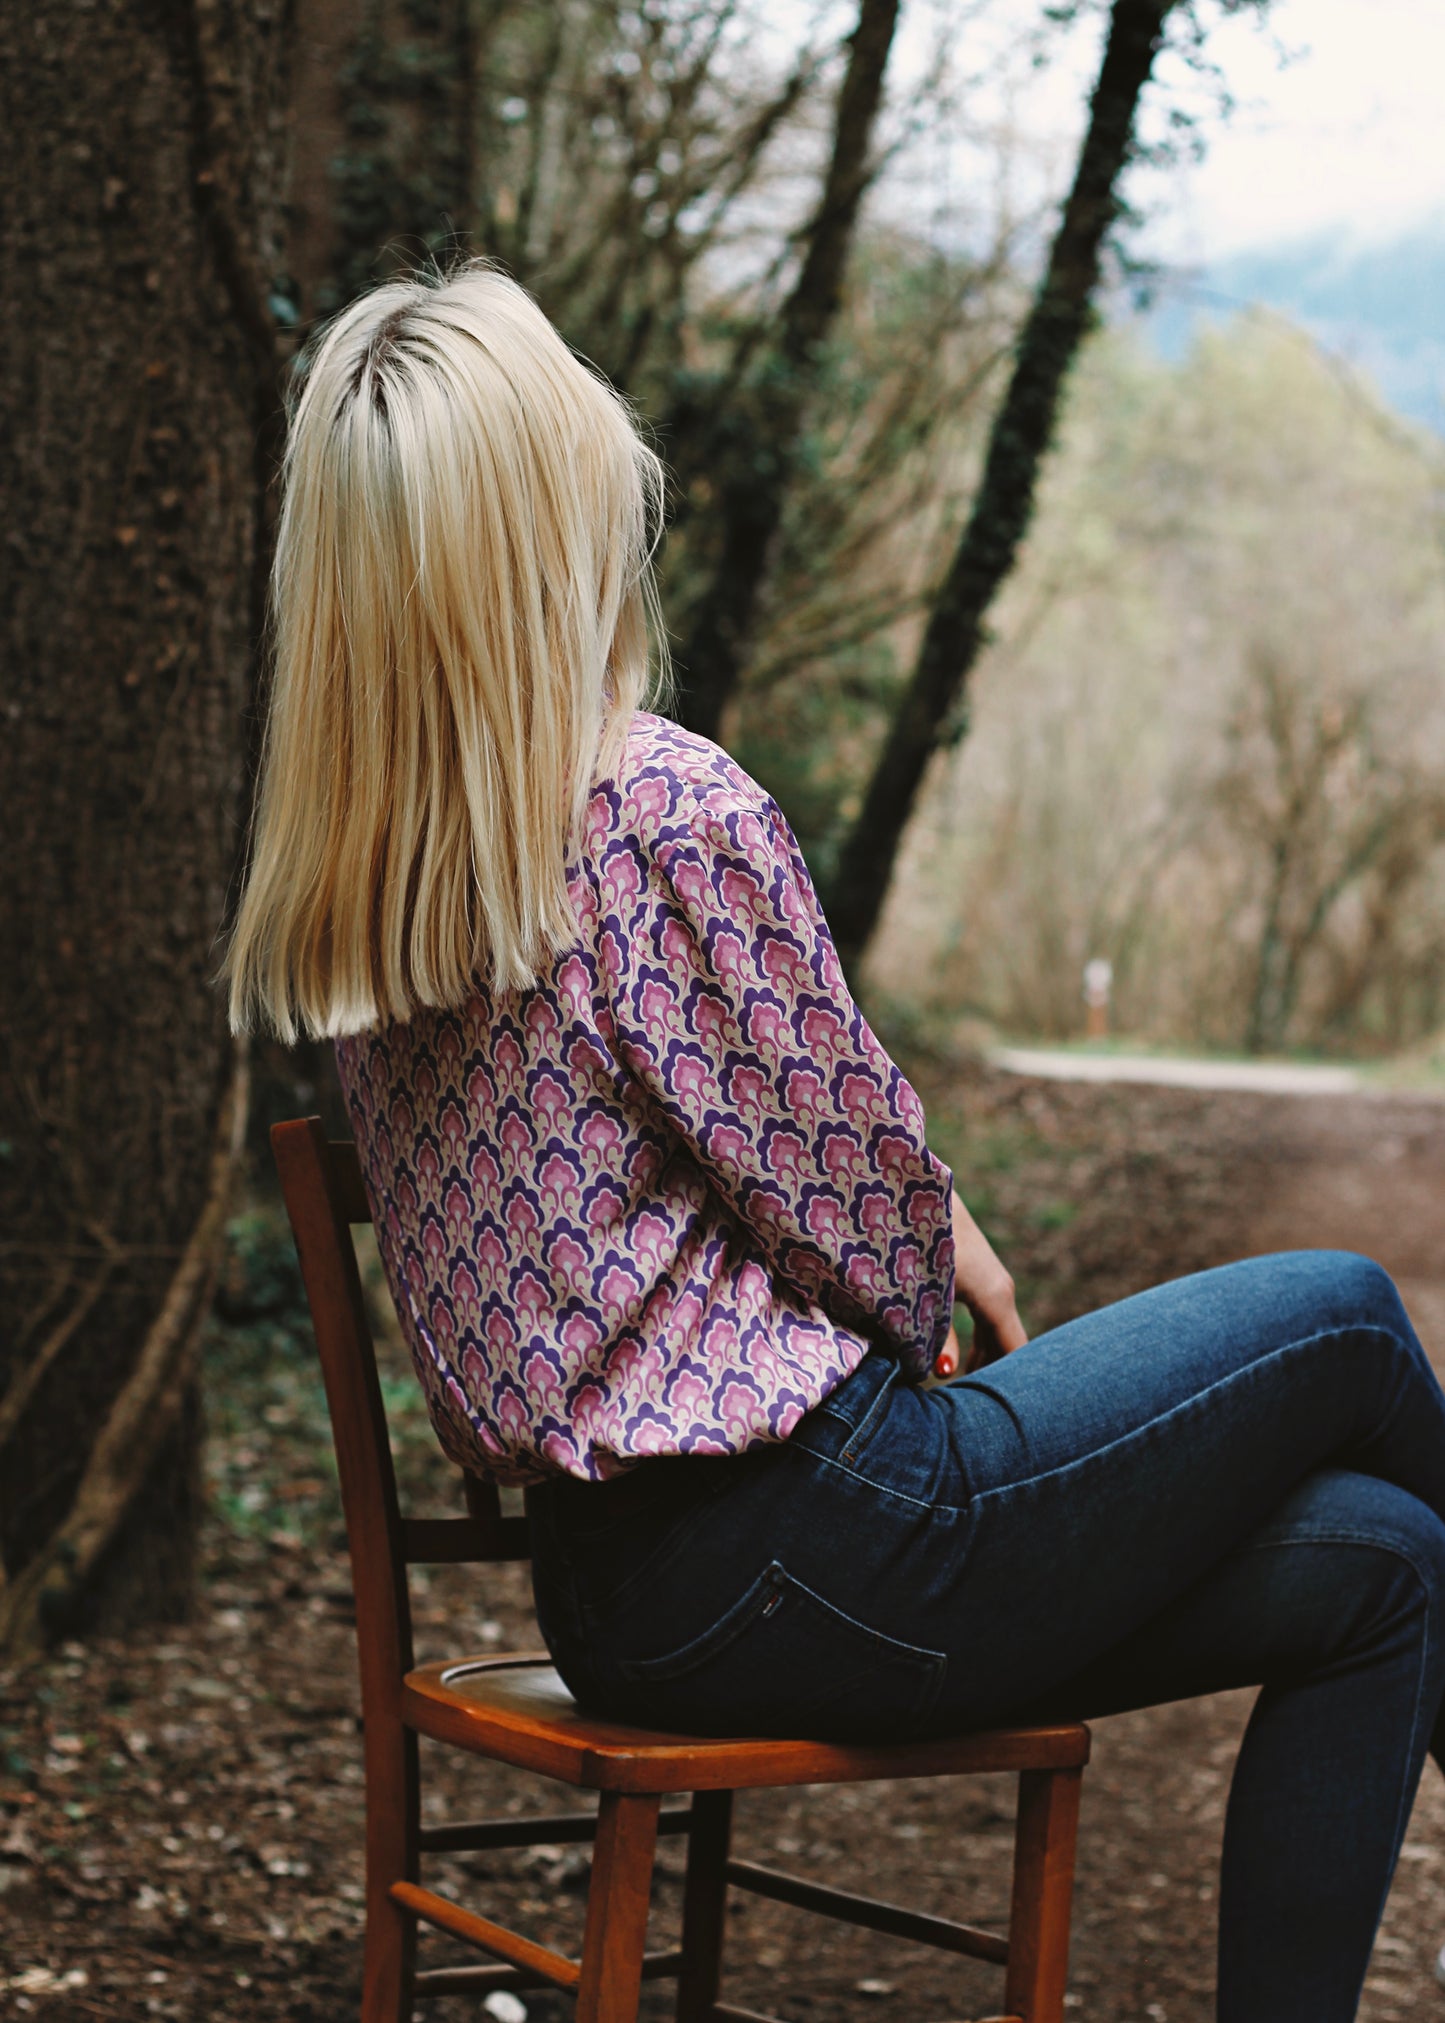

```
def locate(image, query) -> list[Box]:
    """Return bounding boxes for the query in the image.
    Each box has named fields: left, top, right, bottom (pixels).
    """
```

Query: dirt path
left=3, top=1072, right=1445, bottom=2023
left=1241, top=1091, right=1445, bottom=1379
left=992, top=1045, right=1366, bottom=1097
left=1061, top=1086, right=1445, bottom=2023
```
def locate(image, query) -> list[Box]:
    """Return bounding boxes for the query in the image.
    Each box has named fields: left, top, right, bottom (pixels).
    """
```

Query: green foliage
left=319, top=0, right=474, bottom=317
left=204, top=1207, right=336, bottom=1547
left=733, top=629, right=902, bottom=892
left=203, top=1205, right=450, bottom=1551
left=723, top=233, right=1019, bottom=870
left=1030, top=1198, right=1081, bottom=1231
left=212, top=1207, right=306, bottom=1328
left=873, top=313, right=1445, bottom=1056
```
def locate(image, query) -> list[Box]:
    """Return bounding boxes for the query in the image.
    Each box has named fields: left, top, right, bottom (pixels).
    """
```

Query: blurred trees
left=1218, top=656, right=1445, bottom=1056
left=875, top=315, right=1445, bottom=1054
left=0, top=0, right=288, bottom=1649
left=285, top=0, right=1044, bottom=870
left=331, top=0, right=1243, bottom=971
left=827, top=0, right=1176, bottom=972
left=668, top=0, right=904, bottom=739
left=288, top=0, right=475, bottom=320
left=6, top=0, right=1415, bottom=1649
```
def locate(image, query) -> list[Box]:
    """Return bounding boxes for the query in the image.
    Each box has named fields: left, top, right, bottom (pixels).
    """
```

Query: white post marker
left=1083, top=956, right=1113, bottom=1042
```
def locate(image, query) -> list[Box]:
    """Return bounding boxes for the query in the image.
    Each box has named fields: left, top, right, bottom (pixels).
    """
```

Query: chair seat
left=402, top=1653, right=1091, bottom=1795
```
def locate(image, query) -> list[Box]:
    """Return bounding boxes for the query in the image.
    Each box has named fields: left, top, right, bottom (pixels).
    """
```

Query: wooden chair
left=272, top=1115, right=1090, bottom=2023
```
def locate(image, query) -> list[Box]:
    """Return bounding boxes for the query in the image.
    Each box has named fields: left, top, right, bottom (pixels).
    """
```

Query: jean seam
left=764, top=1561, right=948, bottom=1677
left=969, top=1322, right=1410, bottom=1509
left=615, top=1556, right=949, bottom=1695
left=803, top=1444, right=967, bottom=1513
left=1386, top=1572, right=1433, bottom=1926
left=1240, top=1526, right=1436, bottom=1560
left=804, top=1321, right=1412, bottom=1520
left=835, top=1371, right=896, bottom=1466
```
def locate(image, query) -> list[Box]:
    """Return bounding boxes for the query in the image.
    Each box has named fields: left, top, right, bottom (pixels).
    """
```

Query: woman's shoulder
left=598, top=711, right=774, bottom=846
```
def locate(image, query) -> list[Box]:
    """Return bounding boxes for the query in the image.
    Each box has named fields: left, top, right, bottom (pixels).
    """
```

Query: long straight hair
left=223, top=263, right=667, bottom=1041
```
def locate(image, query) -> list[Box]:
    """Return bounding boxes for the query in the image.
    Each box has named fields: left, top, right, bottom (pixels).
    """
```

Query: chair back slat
left=321, top=1133, right=375, bottom=1226
left=462, top=1470, right=531, bottom=1561
left=275, top=1119, right=533, bottom=1564
left=272, top=1115, right=417, bottom=1745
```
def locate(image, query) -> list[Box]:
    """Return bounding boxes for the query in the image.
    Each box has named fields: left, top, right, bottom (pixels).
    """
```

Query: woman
left=226, top=264, right=1445, bottom=2023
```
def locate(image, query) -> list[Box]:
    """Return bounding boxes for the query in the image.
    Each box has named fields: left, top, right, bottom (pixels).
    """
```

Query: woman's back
left=338, top=710, right=953, bottom=1485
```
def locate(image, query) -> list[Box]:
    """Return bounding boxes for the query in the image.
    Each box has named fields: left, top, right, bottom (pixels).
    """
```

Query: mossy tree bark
left=0, top=0, right=288, bottom=1653
left=287, top=0, right=484, bottom=324
left=825, top=0, right=1176, bottom=975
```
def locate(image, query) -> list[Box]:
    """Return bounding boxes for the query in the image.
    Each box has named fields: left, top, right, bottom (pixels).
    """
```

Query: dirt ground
left=4, top=1056, right=1445, bottom=2023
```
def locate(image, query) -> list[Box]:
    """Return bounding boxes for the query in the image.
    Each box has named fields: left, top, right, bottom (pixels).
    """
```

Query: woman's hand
left=935, top=1189, right=1027, bottom=1377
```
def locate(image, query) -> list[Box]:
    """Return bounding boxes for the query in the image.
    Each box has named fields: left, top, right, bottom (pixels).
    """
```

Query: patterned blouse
left=335, top=713, right=956, bottom=1485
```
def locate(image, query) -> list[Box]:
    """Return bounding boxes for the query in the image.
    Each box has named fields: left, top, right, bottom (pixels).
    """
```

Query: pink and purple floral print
left=335, top=714, right=956, bottom=1484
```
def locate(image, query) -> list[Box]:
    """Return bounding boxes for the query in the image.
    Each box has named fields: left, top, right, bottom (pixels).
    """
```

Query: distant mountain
left=1139, top=213, right=1445, bottom=435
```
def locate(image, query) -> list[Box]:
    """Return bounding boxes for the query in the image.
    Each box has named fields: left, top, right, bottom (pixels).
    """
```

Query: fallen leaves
left=4, top=1066, right=1445, bottom=2020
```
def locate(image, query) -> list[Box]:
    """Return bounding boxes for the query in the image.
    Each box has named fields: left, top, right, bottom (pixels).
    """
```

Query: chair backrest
left=270, top=1117, right=530, bottom=1710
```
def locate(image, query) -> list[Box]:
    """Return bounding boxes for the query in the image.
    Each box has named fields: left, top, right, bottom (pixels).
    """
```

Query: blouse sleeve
left=599, top=763, right=956, bottom=1376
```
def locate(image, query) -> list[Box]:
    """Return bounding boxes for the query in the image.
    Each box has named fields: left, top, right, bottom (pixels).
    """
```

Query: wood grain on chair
left=272, top=1116, right=1090, bottom=2023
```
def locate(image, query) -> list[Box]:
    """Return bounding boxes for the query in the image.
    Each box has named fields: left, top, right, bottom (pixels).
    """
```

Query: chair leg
left=1002, top=1766, right=1083, bottom=2023
left=360, top=1722, right=420, bottom=2023
left=675, top=1789, right=734, bottom=2023
left=576, top=1791, right=663, bottom=2023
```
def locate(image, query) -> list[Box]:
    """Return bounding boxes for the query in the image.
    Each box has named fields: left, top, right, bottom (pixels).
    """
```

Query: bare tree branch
left=827, top=0, right=1177, bottom=975
left=0, top=1048, right=248, bottom=1654
left=672, top=0, right=904, bottom=737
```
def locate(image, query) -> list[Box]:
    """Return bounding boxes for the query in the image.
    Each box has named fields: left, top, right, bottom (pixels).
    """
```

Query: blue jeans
left=528, top=1251, right=1445, bottom=2023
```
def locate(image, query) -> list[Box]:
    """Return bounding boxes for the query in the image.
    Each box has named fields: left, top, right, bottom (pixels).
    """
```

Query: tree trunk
left=0, top=0, right=287, bottom=1653
left=284, top=0, right=359, bottom=323
left=826, top=0, right=1174, bottom=976
left=290, top=0, right=480, bottom=322
left=673, top=0, right=902, bottom=739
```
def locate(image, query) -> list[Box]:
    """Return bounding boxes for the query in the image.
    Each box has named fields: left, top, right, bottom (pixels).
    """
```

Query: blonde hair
left=223, top=262, right=667, bottom=1041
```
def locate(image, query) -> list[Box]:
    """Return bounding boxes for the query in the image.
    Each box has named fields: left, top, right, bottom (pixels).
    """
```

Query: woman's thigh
left=876, top=1248, right=1445, bottom=1720
left=949, top=1249, right=1438, bottom=1500
left=540, top=1250, right=1445, bottom=1736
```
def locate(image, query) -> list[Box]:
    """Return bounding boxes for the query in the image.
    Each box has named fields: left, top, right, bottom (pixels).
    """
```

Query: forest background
left=9, top=3, right=1445, bottom=2016
left=3, top=0, right=1444, bottom=1680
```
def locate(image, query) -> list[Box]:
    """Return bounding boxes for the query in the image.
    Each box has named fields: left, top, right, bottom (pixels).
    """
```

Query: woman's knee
left=1267, top=1249, right=1418, bottom=1356
left=1334, top=1250, right=1412, bottom=1334
left=1270, top=1468, right=1445, bottom=1634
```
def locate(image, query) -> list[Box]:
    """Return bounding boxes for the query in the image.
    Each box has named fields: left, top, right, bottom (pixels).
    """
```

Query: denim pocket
left=615, top=1558, right=947, bottom=1740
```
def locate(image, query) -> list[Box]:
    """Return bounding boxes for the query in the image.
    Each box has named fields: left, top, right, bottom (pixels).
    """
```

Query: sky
left=1138, top=0, right=1445, bottom=260
left=882, top=0, right=1445, bottom=264
left=760, top=0, right=1445, bottom=426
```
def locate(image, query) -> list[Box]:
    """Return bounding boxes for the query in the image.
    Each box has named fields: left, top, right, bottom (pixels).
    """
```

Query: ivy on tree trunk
left=825, top=0, right=1176, bottom=976
left=0, top=0, right=287, bottom=1652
